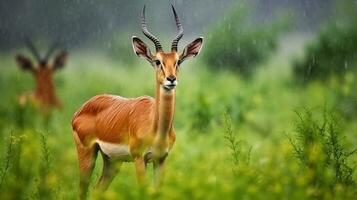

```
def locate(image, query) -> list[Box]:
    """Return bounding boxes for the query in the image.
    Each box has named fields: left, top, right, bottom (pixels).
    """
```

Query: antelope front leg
left=135, top=157, right=146, bottom=185
left=153, top=159, right=166, bottom=189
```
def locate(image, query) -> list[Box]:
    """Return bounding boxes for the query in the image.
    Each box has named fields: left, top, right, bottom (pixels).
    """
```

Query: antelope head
left=15, top=39, right=68, bottom=108
left=132, top=5, right=203, bottom=91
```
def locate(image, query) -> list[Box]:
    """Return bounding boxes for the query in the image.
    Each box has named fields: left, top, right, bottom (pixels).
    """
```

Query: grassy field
left=0, top=36, right=356, bottom=199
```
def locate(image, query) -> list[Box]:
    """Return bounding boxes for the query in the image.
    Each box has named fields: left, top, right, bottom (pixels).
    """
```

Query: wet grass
left=0, top=42, right=356, bottom=199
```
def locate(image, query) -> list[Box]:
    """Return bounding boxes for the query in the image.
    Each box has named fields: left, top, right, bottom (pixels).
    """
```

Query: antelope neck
left=155, top=84, right=176, bottom=139
left=35, top=73, right=57, bottom=105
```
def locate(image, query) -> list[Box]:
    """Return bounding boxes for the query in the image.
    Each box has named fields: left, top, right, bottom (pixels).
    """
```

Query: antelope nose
left=166, top=76, right=176, bottom=83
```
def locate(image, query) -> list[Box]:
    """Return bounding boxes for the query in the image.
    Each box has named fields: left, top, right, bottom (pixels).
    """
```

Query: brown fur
left=72, top=28, right=202, bottom=199
left=71, top=53, right=179, bottom=198
left=35, top=68, right=61, bottom=107
left=72, top=94, right=175, bottom=150
left=16, top=52, right=67, bottom=112
left=72, top=93, right=176, bottom=153
left=72, top=52, right=181, bottom=155
left=19, top=68, right=61, bottom=111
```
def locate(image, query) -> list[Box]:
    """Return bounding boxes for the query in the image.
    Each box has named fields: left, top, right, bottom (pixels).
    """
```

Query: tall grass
left=0, top=132, right=14, bottom=189
left=223, top=112, right=251, bottom=167
left=0, top=47, right=356, bottom=199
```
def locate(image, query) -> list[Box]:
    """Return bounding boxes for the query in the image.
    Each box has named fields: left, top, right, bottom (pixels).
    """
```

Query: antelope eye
left=155, top=60, right=161, bottom=66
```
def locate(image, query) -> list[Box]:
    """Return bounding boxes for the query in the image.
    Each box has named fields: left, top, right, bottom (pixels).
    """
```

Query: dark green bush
left=190, top=93, right=213, bottom=131
left=332, top=72, right=357, bottom=120
left=203, top=4, right=289, bottom=76
left=293, top=0, right=357, bottom=82
left=288, top=109, right=356, bottom=199
left=294, top=25, right=357, bottom=82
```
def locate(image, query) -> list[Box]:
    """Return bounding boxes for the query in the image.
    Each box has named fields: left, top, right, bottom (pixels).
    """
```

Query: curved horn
left=141, top=6, right=163, bottom=52
left=44, top=42, right=59, bottom=62
left=25, top=38, right=41, bottom=62
left=171, top=4, right=184, bottom=52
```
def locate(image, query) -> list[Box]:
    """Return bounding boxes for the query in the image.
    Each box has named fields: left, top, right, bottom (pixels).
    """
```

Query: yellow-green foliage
left=288, top=109, right=356, bottom=199
left=0, top=45, right=356, bottom=200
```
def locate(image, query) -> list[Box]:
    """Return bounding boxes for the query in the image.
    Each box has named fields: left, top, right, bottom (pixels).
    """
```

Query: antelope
left=71, top=5, right=203, bottom=199
left=15, top=39, right=68, bottom=112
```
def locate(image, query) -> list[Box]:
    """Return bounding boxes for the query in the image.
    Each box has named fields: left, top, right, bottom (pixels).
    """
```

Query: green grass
left=0, top=37, right=356, bottom=199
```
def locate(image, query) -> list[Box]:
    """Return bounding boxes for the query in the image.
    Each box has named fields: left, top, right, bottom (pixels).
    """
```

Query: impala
left=16, top=39, right=67, bottom=111
left=71, top=5, right=203, bottom=199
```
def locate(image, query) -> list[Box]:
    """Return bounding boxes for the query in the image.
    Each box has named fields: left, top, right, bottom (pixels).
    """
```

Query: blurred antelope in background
left=72, top=5, right=203, bottom=199
left=15, top=39, right=68, bottom=112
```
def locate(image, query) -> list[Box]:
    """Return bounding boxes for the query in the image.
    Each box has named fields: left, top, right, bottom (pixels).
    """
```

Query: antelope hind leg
left=95, top=152, right=121, bottom=191
left=74, top=134, right=98, bottom=200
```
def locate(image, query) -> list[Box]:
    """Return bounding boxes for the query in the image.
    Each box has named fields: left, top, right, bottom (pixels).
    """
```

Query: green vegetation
left=203, top=3, right=290, bottom=76
left=0, top=35, right=356, bottom=199
left=1, top=0, right=357, bottom=199
left=292, top=0, right=357, bottom=120
left=293, top=0, right=357, bottom=82
left=288, top=110, right=356, bottom=199
left=293, top=23, right=357, bottom=82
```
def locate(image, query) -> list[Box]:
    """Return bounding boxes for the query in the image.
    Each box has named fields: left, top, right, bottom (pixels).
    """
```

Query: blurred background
left=0, top=0, right=331, bottom=47
left=0, top=0, right=356, bottom=199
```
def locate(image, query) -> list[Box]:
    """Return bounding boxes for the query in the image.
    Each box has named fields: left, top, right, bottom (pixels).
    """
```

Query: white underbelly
left=96, top=140, right=169, bottom=162
left=97, top=140, right=131, bottom=160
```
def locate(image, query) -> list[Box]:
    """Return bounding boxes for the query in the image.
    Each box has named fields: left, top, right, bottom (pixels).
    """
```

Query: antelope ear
left=16, top=54, right=34, bottom=72
left=53, top=51, right=68, bottom=70
left=179, top=37, right=203, bottom=64
left=132, top=36, right=153, bottom=62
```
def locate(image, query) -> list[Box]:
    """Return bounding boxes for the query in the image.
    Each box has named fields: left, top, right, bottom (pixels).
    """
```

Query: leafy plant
left=203, top=3, right=289, bottom=76
left=293, top=0, right=357, bottom=82
left=288, top=109, right=356, bottom=198
left=0, top=132, right=14, bottom=189
left=223, top=112, right=251, bottom=167
left=190, top=93, right=213, bottom=131
left=36, top=131, right=54, bottom=199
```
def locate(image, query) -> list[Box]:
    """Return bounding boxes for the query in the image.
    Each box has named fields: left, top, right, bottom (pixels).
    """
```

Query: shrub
left=331, top=72, right=357, bottom=120
left=37, top=132, right=53, bottom=199
left=203, top=3, right=289, bottom=76
left=0, top=132, right=14, bottom=189
left=288, top=109, right=356, bottom=199
left=0, top=130, right=58, bottom=200
left=223, top=112, right=251, bottom=168
left=293, top=0, right=357, bottom=82
left=190, top=93, right=213, bottom=131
